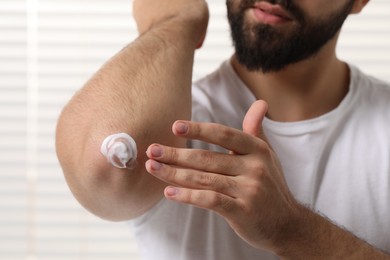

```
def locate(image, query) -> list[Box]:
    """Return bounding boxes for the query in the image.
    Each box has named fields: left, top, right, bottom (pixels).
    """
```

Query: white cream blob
left=100, top=133, right=137, bottom=169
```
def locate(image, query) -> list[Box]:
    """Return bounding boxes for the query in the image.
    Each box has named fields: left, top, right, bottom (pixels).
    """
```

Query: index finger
left=172, top=121, right=268, bottom=155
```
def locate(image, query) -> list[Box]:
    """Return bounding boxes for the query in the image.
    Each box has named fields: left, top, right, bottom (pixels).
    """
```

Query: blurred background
left=0, top=0, right=389, bottom=259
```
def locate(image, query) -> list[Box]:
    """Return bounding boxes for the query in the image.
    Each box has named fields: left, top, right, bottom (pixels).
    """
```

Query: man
left=56, top=0, right=390, bottom=259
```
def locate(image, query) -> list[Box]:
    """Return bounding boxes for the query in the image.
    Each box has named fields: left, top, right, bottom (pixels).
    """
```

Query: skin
left=146, top=103, right=390, bottom=258
left=56, top=0, right=390, bottom=258
left=56, top=0, right=208, bottom=220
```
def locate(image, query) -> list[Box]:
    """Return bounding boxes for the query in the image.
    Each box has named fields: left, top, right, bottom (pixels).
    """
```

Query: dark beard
left=227, top=0, right=355, bottom=73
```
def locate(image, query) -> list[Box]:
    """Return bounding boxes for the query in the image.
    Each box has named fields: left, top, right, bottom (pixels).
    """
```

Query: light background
left=0, top=0, right=389, bottom=259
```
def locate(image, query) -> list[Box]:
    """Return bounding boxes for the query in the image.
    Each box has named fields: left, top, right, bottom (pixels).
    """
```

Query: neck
left=231, top=39, right=350, bottom=122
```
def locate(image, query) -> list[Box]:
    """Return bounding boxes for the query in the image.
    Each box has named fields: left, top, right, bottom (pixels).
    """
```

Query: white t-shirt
left=131, top=61, right=390, bottom=259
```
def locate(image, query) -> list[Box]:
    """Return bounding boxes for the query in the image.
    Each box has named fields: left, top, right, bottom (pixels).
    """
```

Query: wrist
left=149, top=16, right=206, bottom=51
left=134, top=0, right=209, bottom=50
left=270, top=202, right=315, bottom=258
left=271, top=204, right=377, bottom=259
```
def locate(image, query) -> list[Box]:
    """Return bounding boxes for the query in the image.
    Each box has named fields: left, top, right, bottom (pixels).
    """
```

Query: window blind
left=0, top=0, right=389, bottom=259
left=337, top=0, right=390, bottom=81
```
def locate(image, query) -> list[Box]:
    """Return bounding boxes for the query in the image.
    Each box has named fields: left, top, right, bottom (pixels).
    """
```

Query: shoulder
left=350, top=65, right=390, bottom=101
left=346, top=65, right=390, bottom=135
left=347, top=65, right=390, bottom=121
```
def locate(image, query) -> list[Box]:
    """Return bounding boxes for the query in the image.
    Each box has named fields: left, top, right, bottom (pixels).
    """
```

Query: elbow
left=56, top=141, right=135, bottom=221
left=55, top=118, right=157, bottom=221
left=55, top=115, right=134, bottom=221
left=55, top=103, right=168, bottom=221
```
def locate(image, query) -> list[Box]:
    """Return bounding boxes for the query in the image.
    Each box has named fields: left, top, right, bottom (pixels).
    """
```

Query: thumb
left=242, top=100, right=268, bottom=139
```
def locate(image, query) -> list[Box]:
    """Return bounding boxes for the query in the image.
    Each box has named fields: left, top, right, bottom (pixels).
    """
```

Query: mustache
left=262, top=0, right=290, bottom=8
left=238, top=0, right=290, bottom=9
left=236, top=0, right=303, bottom=21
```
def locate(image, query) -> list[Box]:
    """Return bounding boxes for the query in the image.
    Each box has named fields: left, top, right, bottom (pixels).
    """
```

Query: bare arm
left=145, top=101, right=390, bottom=258
left=274, top=205, right=390, bottom=259
left=55, top=0, right=208, bottom=221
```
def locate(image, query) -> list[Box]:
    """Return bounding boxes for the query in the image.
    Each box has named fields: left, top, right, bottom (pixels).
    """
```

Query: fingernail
left=165, top=187, right=178, bottom=197
left=175, top=122, right=188, bottom=135
left=150, top=145, right=163, bottom=158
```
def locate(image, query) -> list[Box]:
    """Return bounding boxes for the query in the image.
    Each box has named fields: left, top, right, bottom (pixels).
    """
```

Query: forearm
left=75, top=19, right=196, bottom=148
left=274, top=204, right=389, bottom=259
left=56, top=18, right=198, bottom=220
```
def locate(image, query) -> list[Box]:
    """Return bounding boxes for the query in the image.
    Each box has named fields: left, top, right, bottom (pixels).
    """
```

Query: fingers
left=146, top=144, right=243, bottom=176
left=163, top=186, right=239, bottom=217
left=242, top=100, right=268, bottom=140
left=171, top=121, right=267, bottom=155
left=145, top=159, right=239, bottom=197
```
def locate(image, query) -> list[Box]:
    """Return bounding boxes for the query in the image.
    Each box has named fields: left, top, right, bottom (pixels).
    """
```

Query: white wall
left=0, top=0, right=389, bottom=259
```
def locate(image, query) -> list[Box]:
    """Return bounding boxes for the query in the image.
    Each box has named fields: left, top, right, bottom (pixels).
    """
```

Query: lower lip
left=252, top=8, right=291, bottom=25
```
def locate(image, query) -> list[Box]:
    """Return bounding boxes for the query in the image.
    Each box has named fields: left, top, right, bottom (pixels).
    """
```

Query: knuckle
left=197, top=174, right=234, bottom=195
left=246, top=182, right=263, bottom=198
left=218, top=126, right=235, bottom=144
left=167, top=147, right=179, bottom=163
left=189, top=122, right=202, bottom=137
left=239, top=200, right=254, bottom=216
left=169, top=167, right=179, bottom=182
left=182, top=171, right=194, bottom=184
left=224, top=177, right=239, bottom=193
left=211, top=193, right=235, bottom=213
left=199, top=151, right=214, bottom=168
left=188, top=190, right=204, bottom=204
left=197, top=173, right=215, bottom=187
left=248, top=160, right=267, bottom=176
left=184, top=190, right=235, bottom=214
left=255, top=140, right=271, bottom=154
left=219, top=196, right=235, bottom=213
left=208, top=192, right=223, bottom=208
left=188, top=150, right=213, bottom=169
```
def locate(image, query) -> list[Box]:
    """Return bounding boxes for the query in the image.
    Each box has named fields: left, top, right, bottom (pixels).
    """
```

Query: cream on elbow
left=100, top=133, right=137, bottom=169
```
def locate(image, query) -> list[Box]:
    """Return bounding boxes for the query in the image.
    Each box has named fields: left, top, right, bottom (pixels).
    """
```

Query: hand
left=145, top=100, right=301, bottom=251
left=132, top=0, right=209, bottom=48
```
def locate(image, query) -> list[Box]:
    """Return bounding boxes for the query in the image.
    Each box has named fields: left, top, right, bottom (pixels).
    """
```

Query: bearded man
left=56, top=0, right=390, bottom=259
